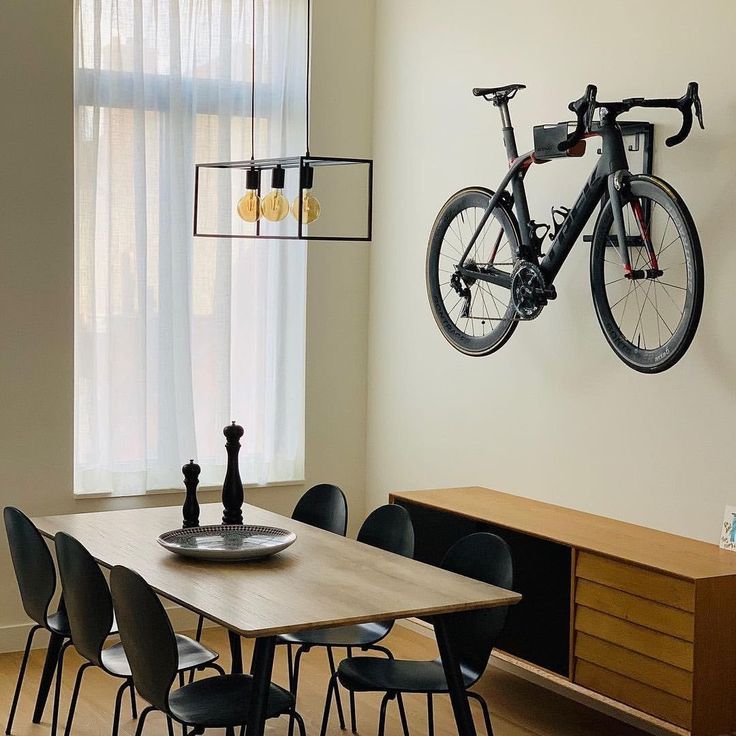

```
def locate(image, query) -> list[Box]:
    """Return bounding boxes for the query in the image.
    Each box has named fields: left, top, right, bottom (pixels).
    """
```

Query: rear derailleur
left=450, top=262, right=475, bottom=318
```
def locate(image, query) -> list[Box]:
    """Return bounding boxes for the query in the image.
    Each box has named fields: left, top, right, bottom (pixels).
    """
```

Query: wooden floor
left=0, top=624, right=651, bottom=736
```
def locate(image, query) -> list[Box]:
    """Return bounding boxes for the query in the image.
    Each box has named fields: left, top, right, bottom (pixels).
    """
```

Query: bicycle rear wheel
left=426, top=187, right=520, bottom=356
left=590, top=175, right=704, bottom=373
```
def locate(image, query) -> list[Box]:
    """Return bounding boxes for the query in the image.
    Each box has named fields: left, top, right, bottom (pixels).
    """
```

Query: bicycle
left=426, top=82, right=705, bottom=373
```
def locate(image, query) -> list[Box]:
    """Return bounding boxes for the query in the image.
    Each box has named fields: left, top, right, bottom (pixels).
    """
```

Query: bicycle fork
left=608, top=172, right=663, bottom=280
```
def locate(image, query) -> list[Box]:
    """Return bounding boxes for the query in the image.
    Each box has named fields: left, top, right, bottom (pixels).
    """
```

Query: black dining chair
left=193, top=483, right=348, bottom=643
left=4, top=507, right=75, bottom=735
left=280, top=503, right=414, bottom=736
left=110, top=564, right=307, bottom=736
left=54, top=532, right=223, bottom=736
left=320, top=532, right=513, bottom=736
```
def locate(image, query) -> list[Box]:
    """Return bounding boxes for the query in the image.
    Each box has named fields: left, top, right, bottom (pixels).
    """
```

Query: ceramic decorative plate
left=157, top=524, right=296, bottom=562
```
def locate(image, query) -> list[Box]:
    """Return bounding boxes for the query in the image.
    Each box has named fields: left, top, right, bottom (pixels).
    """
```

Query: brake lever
left=693, top=89, right=705, bottom=129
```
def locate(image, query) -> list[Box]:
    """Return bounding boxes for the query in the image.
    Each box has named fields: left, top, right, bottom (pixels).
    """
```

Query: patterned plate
left=157, top=524, right=297, bottom=562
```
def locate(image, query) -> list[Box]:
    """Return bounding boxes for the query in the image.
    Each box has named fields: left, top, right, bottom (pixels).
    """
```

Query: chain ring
left=511, top=261, right=546, bottom=320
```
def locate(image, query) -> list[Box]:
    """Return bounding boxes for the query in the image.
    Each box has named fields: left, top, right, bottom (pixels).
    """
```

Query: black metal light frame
left=193, top=155, right=373, bottom=242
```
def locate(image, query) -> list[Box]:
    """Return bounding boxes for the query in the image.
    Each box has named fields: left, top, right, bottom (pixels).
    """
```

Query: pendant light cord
left=250, top=0, right=256, bottom=161
left=305, top=0, right=311, bottom=157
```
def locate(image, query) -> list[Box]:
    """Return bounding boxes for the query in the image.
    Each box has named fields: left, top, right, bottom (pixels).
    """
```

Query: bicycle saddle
left=472, top=84, right=526, bottom=102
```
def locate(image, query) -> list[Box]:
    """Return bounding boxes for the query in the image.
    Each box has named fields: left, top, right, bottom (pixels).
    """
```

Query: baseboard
left=0, top=605, right=215, bottom=655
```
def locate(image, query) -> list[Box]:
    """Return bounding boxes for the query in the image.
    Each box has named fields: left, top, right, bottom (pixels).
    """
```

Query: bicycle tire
left=426, top=187, right=520, bottom=357
left=590, top=175, right=704, bottom=373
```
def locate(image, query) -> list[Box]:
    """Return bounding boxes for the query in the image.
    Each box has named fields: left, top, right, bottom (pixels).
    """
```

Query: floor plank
left=0, top=623, right=651, bottom=735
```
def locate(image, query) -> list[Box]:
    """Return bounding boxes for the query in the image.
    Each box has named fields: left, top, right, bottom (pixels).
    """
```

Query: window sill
left=73, top=479, right=306, bottom=500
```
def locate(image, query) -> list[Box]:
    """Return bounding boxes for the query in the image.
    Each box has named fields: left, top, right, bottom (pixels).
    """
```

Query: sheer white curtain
left=74, top=0, right=307, bottom=496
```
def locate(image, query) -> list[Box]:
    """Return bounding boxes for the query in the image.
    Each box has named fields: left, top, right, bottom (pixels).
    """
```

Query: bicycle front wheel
left=590, top=175, right=704, bottom=373
left=426, top=187, right=520, bottom=356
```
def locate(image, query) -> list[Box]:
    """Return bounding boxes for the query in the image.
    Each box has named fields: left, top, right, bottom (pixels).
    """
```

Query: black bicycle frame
left=456, top=103, right=632, bottom=289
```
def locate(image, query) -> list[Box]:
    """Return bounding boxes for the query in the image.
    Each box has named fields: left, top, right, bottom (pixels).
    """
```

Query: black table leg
left=435, top=618, right=476, bottom=736
left=32, top=631, right=64, bottom=723
left=245, top=636, right=276, bottom=736
left=229, top=630, right=244, bottom=674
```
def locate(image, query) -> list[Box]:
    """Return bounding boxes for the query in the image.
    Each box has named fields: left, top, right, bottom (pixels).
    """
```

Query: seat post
left=496, top=100, right=519, bottom=161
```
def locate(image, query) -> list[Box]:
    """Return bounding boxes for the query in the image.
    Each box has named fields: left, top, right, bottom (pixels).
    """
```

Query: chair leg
left=50, top=640, right=71, bottom=735
left=207, top=662, right=226, bottom=676
left=426, top=694, right=434, bottom=736
left=326, top=646, right=346, bottom=730
left=287, top=645, right=306, bottom=736
left=368, top=644, right=393, bottom=659
left=346, top=647, right=357, bottom=733
left=110, top=677, right=129, bottom=736
left=319, top=673, right=338, bottom=736
left=167, top=716, right=176, bottom=736
left=396, top=693, right=410, bottom=736
left=377, top=693, right=391, bottom=736
left=467, top=691, right=494, bottom=736
left=128, top=681, right=138, bottom=719
left=287, top=644, right=294, bottom=691
left=188, top=615, right=205, bottom=685
left=62, top=663, right=91, bottom=736
left=292, top=710, right=307, bottom=736
left=33, top=632, right=65, bottom=723
left=133, top=706, right=154, bottom=736
left=5, top=624, right=40, bottom=735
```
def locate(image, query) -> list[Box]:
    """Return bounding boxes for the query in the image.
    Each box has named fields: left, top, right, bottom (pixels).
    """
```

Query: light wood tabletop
left=33, top=502, right=520, bottom=638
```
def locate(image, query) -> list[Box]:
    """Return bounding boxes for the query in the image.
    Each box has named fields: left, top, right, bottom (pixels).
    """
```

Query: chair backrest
left=292, top=483, right=348, bottom=536
left=54, top=532, right=114, bottom=666
left=3, top=507, right=57, bottom=627
left=110, top=566, right=178, bottom=712
left=438, top=532, right=513, bottom=684
left=357, top=504, right=414, bottom=558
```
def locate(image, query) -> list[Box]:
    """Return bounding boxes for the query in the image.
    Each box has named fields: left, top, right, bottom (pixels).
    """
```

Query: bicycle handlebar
left=557, top=82, right=704, bottom=152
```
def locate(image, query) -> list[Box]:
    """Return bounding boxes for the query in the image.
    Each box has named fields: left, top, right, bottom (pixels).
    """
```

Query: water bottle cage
left=528, top=220, right=550, bottom=257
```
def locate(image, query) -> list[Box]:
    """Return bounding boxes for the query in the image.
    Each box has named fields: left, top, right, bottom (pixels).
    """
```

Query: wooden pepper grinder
left=182, top=459, right=201, bottom=528
left=222, top=421, right=245, bottom=525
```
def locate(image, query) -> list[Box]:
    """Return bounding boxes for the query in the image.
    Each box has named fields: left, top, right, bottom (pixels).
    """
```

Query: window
left=74, top=0, right=307, bottom=496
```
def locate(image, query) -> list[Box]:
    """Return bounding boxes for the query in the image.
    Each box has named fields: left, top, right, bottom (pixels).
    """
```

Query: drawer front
left=575, top=579, right=694, bottom=641
left=575, top=632, right=692, bottom=700
left=576, top=551, right=695, bottom=612
left=576, top=660, right=691, bottom=729
left=575, top=606, right=693, bottom=671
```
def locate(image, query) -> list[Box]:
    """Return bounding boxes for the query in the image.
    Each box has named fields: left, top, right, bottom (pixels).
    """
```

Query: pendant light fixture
left=193, top=0, right=373, bottom=242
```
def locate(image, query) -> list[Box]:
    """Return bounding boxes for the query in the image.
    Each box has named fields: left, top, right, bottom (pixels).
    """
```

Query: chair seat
left=337, top=656, right=476, bottom=694
left=278, top=621, right=390, bottom=648
left=100, top=634, right=218, bottom=678
left=168, top=674, right=293, bottom=728
left=46, top=610, right=71, bottom=637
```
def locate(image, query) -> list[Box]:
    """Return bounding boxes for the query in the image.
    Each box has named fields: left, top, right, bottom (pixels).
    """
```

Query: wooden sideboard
left=389, top=486, right=736, bottom=736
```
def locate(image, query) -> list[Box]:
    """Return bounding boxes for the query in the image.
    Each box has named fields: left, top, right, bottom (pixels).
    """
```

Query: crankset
left=510, top=261, right=556, bottom=320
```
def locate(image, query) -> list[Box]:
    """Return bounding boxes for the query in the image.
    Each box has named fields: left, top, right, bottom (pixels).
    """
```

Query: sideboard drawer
left=575, top=606, right=693, bottom=670
left=576, top=551, right=695, bottom=612
left=576, top=660, right=692, bottom=729
left=575, top=579, right=694, bottom=641
left=575, top=632, right=692, bottom=701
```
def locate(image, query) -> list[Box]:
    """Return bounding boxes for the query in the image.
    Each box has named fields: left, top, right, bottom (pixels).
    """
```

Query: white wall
left=0, top=0, right=374, bottom=652
left=366, top=0, right=736, bottom=543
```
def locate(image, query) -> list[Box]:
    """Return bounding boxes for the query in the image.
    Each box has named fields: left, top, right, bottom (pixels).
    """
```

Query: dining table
left=33, top=502, right=521, bottom=736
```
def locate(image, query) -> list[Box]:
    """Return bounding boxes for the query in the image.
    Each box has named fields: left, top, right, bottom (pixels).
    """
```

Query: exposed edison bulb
left=237, top=168, right=262, bottom=222
left=236, top=190, right=261, bottom=222
left=291, top=191, right=321, bottom=224
left=261, top=190, right=289, bottom=222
